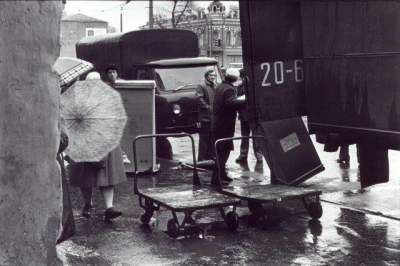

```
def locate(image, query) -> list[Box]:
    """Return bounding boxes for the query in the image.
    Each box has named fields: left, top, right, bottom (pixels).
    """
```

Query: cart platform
left=139, top=184, right=240, bottom=211
left=222, top=184, right=321, bottom=203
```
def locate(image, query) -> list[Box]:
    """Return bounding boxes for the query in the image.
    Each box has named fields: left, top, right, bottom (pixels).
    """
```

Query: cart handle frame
left=214, top=135, right=265, bottom=191
left=132, top=133, right=200, bottom=194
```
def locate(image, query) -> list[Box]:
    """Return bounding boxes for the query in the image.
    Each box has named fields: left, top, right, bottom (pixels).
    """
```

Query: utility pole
left=121, top=1, right=132, bottom=33
left=209, top=20, right=213, bottom=58
left=149, top=0, right=154, bottom=29
left=120, top=5, right=123, bottom=32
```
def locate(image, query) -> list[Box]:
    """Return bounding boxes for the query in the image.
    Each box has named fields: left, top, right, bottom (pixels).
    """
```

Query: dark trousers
left=198, top=129, right=214, bottom=161
left=338, top=145, right=350, bottom=162
left=357, top=143, right=389, bottom=188
left=212, top=147, right=231, bottom=182
left=239, top=120, right=263, bottom=161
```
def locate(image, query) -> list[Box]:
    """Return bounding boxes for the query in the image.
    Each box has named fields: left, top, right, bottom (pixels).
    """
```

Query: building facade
left=147, top=1, right=242, bottom=67
left=60, top=13, right=109, bottom=57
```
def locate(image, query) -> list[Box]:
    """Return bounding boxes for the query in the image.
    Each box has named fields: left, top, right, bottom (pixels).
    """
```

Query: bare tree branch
left=154, top=1, right=196, bottom=29
left=174, top=1, right=190, bottom=27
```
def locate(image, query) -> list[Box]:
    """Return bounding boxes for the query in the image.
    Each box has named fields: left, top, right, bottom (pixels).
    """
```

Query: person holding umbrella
left=64, top=73, right=128, bottom=222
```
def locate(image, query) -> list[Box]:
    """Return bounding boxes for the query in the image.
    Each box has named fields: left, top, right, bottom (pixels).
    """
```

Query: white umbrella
left=61, top=80, right=127, bottom=162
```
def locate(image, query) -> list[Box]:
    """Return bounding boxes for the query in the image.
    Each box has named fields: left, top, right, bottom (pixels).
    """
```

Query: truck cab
left=134, top=57, right=221, bottom=133
left=76, top=29, right=221, bottom=134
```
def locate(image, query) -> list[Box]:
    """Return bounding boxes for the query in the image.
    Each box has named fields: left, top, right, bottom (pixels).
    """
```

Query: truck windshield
left=155, top=65, right=222, bottom=91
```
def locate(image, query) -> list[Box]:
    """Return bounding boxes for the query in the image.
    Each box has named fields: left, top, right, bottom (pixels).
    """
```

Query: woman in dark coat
left=211, top=68, right=246, bottom=185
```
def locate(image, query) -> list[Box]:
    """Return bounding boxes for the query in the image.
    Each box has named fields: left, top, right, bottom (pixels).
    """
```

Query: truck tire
left=156, top=137, right=173, bottom=159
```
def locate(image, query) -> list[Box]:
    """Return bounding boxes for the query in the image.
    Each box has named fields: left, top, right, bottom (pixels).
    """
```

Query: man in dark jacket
left=236, top=69, right=263, bottom=165
left=211, top=68, right=246, bottom=185
left=196, top=69, right=217, bottom=161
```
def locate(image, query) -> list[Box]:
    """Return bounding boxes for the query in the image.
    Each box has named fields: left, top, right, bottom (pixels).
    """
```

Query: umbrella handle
left=132, top=133, right=200, bottom=194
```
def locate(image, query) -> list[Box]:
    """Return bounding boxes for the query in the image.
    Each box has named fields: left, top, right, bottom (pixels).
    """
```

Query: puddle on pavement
left=59, top=133, right=400, bottom=265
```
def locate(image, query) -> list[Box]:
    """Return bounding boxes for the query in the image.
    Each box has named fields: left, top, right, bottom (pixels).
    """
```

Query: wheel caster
left=306, top=202, right=323, bottom=220
left=257, top=214, right=271, bottom=230
left=140, top=213, right=152, bottom=224
left=167, top=219, right=179, bottom=238
left=225, top=211, right=239, bottom=231
left=247, top=214, right=258, bottom=227
left=248, top=202, right=264, bottom=216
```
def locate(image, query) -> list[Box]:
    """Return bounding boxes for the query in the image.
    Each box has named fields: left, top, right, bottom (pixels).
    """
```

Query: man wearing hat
left=211, top=68, right=246, bottom=185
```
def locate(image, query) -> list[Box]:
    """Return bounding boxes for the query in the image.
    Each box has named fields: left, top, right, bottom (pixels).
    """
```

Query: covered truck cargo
left=301, top=1, right=400, bottom=149
left=240, top=1, right=324, bottom=185
left=240, top=1, right=306, bottom=123
left=76, top=29, right=200, bottom=80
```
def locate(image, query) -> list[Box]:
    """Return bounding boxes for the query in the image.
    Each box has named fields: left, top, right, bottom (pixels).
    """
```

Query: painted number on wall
left=260, top=59, right=303, bottom=87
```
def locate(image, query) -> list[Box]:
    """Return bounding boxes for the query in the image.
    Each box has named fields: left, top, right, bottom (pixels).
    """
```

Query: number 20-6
left=260, top=59, right=303, bottom=87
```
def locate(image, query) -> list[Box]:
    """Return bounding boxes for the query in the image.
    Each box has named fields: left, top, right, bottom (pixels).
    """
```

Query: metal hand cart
left=133, top=133, right=241, bottom=238
left=214, top=136, right=323, bottom=229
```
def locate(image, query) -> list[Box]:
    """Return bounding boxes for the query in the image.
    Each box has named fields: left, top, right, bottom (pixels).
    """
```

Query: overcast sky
left=64, top=1, right=238, bottom=32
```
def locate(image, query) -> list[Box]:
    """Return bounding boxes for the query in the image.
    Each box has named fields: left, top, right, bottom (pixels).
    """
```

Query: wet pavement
left=57, top=120, right=400, bottom=265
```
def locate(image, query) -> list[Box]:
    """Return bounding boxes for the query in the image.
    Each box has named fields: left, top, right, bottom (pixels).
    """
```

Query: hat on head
left=86, top=71, right=101, bottom=80
left=225, top=68, right=240, bottom=80
left=105, top=64, right=118, bottom=73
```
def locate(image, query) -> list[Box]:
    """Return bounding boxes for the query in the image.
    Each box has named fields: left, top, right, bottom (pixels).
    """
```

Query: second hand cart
left=214, top=136, right=323, bottom=229
left=133, top=133, right=241, bottom=238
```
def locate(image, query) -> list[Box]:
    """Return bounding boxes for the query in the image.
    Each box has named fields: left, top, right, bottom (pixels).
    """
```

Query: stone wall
left=0, top=1, right=63, bottom=265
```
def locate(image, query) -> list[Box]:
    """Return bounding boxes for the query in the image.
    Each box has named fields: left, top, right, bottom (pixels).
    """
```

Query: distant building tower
left=60, top=13, right=109, bottom=57
left=142, top=0, right=242, bottom=67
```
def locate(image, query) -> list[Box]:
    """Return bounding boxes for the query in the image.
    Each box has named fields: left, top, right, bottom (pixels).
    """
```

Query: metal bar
left=133, top=133, right=200, bottom=194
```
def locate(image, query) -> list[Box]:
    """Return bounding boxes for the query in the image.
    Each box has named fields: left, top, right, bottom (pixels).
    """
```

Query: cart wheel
left=140, top=213, right=152, bottom=224
left=306, top=202, right=323, bottom=220
left=257, top=214, right=271, bottom=230
left=247, top=214, right=258, bottom=227
left=248, top=202, right=264, bottom=216
left=167, top=219, right=179, bottom=238
left=225, top=211, right=239, bottom=231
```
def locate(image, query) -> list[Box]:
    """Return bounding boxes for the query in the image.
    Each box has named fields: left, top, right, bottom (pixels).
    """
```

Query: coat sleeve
left=224, top=87, right=246, bottom=110
left=58, top=131, right=69, bottom=154
left=196, top=85, right=211, bottom=111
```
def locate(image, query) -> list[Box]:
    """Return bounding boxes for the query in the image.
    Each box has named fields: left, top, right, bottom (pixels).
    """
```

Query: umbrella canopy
left=61, top=80, right=127, bottom=162
left=53, top=57, right=94, bottom=87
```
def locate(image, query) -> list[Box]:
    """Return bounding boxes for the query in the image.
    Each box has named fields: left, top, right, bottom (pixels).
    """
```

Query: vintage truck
left=76, top=29, right=222, bottom=158
left=239, top=1, right=399, bottom=185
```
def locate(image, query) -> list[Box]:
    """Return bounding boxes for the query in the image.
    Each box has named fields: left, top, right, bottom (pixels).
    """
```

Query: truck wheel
left=156, top=137, right=173, bottom=159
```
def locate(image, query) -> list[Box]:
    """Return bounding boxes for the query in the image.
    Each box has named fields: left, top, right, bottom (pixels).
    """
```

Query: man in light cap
left=211, top=68, right=246, bottom=185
